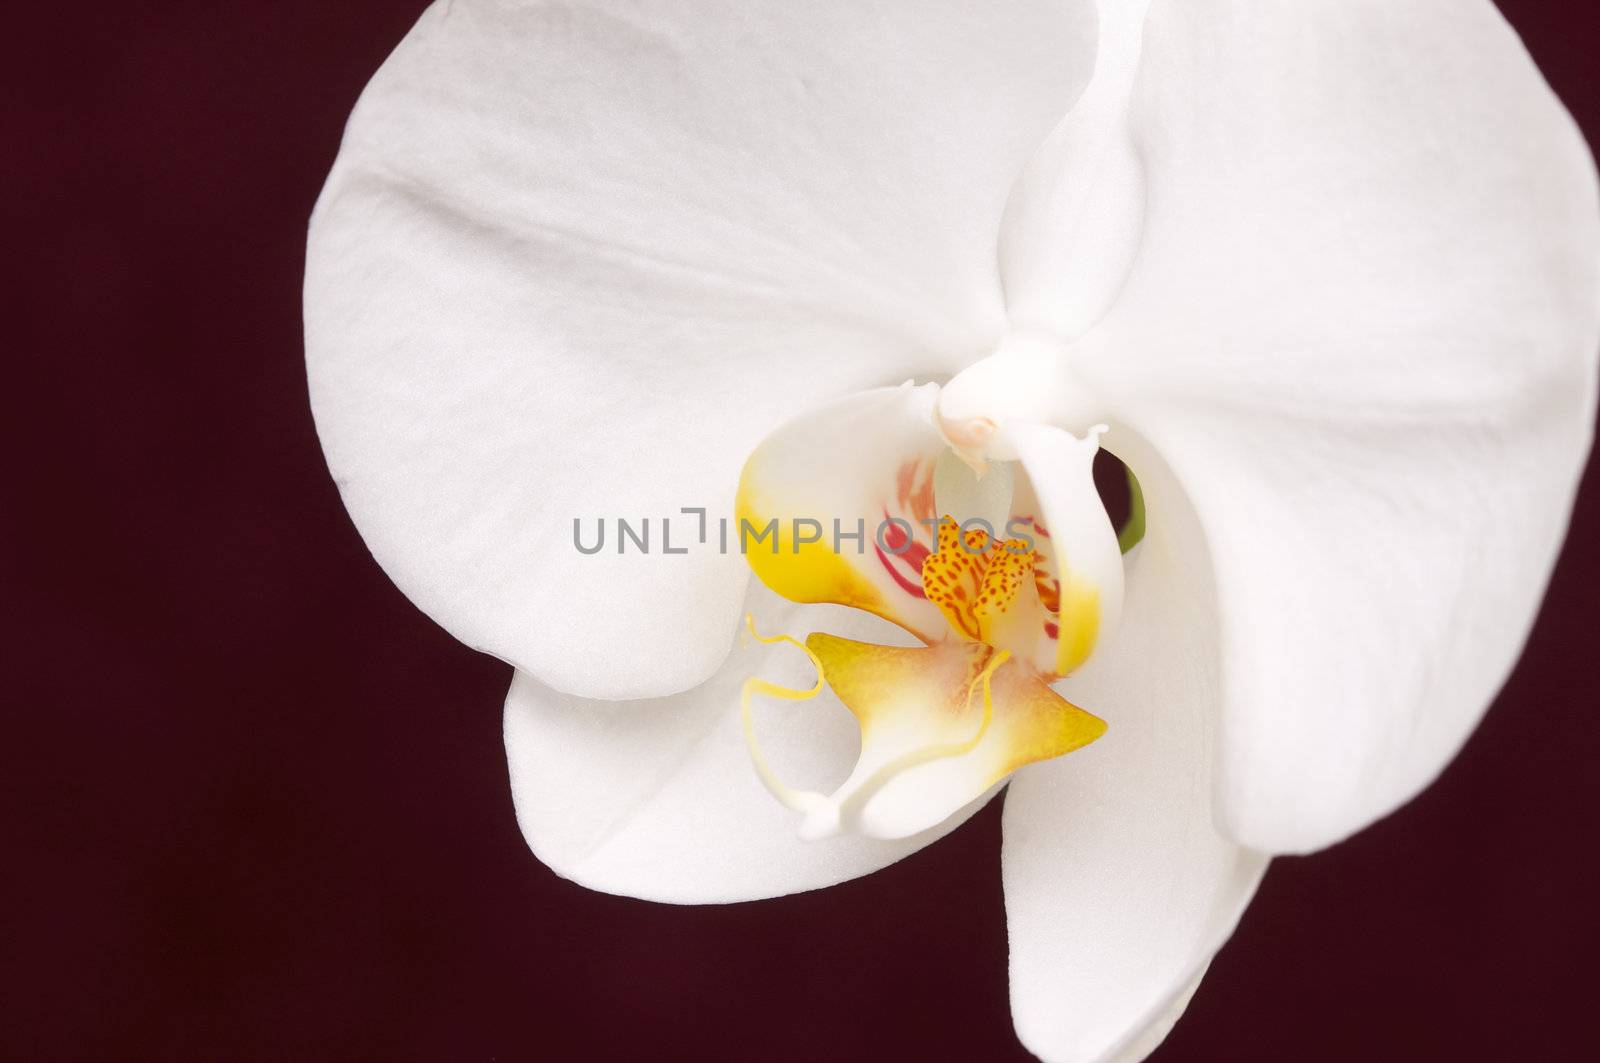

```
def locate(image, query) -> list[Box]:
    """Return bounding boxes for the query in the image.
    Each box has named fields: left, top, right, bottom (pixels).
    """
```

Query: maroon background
left=9, top=3, right=1599, bottom=1060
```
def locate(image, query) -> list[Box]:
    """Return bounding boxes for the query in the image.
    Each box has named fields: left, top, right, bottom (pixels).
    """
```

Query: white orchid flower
left=304, top=1, right=1599, bottom=1059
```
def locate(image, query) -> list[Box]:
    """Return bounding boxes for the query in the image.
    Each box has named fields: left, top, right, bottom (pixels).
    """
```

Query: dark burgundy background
left=10, top=3, right=1599, bottom=1060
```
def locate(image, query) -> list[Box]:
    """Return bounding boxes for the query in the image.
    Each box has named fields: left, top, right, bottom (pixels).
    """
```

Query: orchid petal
left=1004, top=421, right=1125, bottom=676
left=305, top=0, right=1095, bottom=698
left=1069, top=0, right=1600, bottom=852
left=1000, top=0, right=1154, bottom=341
left=737, top=384, right=949, bottom=643
left=1003, top=452, right=1266, bottom=1063
left=1104, top=967, right=1206, bottom=1063
left=502, top=583, right=984, bottom=903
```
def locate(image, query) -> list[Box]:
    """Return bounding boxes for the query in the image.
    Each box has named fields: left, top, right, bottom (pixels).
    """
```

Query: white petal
left=737, top=383, right=950, bottom=643
left=1003, top=451, right=1266, bottom=1063
left=1003, top=420, right=1125, bottom=675
left=1000, top=0, right=1154, bottom=341
left=305, top=0, right=1095, bottom=698
left=1104, top=967, right=1206, bottom=1063
left=1071, top=0, right=1600, bottom=852
left=503, top=579, right=988, bottom=903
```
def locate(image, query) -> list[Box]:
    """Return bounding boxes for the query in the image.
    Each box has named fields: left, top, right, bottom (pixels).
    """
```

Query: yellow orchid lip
left=740, top=616, right=1105, bottom=841
left=732, top=385, right=1125, bottom=840
left=921, top=515, right=1045, bottom=655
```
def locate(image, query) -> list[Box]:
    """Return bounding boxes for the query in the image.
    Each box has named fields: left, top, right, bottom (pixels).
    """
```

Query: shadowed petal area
left=1003, top=450, right=1266, bottom=1063
left=503, top=583, right=993, bottom=903
left=305, top=0, right=1095, bottom=699
left=1073, top=0, right=1600, bottom=853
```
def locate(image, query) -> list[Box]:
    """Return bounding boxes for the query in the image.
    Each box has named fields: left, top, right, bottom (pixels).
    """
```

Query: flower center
left=922, top=516, right=1039, bottom=651
left=732, top=383, right=1125, bottom=840
left=936, top=331, right=1105, bottom=464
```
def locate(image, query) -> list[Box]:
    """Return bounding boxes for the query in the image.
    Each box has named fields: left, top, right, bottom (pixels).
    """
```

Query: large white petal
left=1070, top=0, right=1600, bottom=852
left=305, top=0, right=1095, bottom=699
left=502, top=580, right=989, bottom=903
left=1003, top=449, right=1266, bottom=1063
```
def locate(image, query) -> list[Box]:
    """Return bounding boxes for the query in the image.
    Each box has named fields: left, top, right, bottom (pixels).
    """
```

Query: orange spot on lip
left=921, top=516, right=1042, bottom=649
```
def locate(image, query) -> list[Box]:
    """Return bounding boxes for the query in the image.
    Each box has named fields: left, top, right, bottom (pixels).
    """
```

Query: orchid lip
left=739, top=615, right=1022, bottom=841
